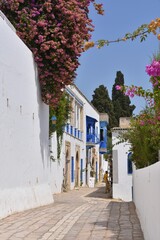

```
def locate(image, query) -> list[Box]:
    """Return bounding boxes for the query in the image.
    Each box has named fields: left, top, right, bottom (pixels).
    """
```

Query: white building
left=112, top=117, right=133, bottom=201
left=50, top=85, right=109, bottom=193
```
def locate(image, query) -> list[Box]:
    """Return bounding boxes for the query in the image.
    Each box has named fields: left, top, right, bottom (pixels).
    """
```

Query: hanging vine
left=49, top=92, right=71, bottom=159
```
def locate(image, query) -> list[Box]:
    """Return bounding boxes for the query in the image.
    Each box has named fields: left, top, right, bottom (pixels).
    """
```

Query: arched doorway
left=75, top=151, right=80, bottom=187
left=90, top=156, right=95, bottom=177
left=63, top=142, right=71, bottom=191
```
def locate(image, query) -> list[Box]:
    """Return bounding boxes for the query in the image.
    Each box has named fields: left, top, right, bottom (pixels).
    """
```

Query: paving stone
left=0, top=184, right=144, bottom=240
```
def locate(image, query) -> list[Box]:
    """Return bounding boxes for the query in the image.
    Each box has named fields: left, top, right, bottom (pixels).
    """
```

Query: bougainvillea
left=146, top=59, right=160, bottom=76
left=117, top=56, right=160, bottom=168
left=0, top=0, right=103, bottom=107
left=116, top=57, right=160, bottom=111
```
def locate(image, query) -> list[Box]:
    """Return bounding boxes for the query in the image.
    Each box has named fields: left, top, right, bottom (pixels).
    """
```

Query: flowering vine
left=0, top=0, right=104, bottom=107
left=49, top=92, right=71, bottom=159
left=116, top=56, right=160, bottom=168
left=116, top=56, right=160, bottom=112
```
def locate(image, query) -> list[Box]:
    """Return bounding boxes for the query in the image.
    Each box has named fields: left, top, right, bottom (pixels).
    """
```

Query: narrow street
left=0, top=184, right=144, bottom=240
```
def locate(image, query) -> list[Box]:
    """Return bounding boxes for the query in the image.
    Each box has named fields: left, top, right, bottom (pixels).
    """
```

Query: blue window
left=71, top=157, right=74, bottom=182
left=128, top=152, right=133, bottom=174
left=70, top=126, right=73, bottom=135
left=66, top=123, right=69, bottom=133
left=78, top=130, right=80, bottom=139
left=74, top=128, right=77, bottom=137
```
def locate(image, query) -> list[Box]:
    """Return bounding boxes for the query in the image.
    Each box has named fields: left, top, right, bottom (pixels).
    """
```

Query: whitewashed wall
left=133, top=161, right=160, bottom=240
left=50, top=132, right=85, bottom=193
left=112, top=130, right=132, bottom=201
left=0, top=13, right=53, bottom=219
left=50, top=85, right=87, bottom=193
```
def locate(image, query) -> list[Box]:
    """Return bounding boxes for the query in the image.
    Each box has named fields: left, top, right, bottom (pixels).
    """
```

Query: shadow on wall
left=34, top=61, right=50, bottom=168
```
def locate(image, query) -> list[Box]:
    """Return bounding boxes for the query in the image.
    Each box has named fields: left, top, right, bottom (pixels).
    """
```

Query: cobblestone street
left=0, top=184, right=144, bottom=240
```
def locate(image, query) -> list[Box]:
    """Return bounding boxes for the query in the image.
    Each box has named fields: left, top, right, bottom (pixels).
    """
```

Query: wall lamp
left=51, top=116, right=57, bottom=126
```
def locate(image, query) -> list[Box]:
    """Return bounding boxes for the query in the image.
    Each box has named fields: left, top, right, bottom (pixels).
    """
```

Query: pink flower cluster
left=146, top=60, right=160, bottom=77
left=115, top=85, right=122, bottom=90
left=115, top=58, right=160, bottom=128
left=1, top=0, right=100, bottom=107
left=124, top=86, right=137, bottom=98
left=116, top=85, right=142, bottom=98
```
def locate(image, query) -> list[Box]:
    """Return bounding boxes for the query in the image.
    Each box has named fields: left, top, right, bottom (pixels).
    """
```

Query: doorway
left=75, top=150, right=80, bottom=187
left=63, top=142, right=71, bottom=191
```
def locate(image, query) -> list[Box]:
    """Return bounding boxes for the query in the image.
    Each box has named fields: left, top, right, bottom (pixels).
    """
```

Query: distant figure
left=103, top=171, right=110, bottom=193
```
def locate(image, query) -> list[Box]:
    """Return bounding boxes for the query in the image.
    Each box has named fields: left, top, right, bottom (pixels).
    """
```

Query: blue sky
left=75, top=0, right=160, bottom=114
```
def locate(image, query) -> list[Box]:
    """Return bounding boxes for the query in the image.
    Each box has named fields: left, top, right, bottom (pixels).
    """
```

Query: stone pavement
left=0, top=184, right=144, bottom=240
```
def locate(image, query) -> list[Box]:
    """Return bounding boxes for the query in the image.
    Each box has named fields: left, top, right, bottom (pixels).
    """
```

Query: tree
left=112, top=71, right=135, bottom=125
left=91, top=85, right=117, bottom=130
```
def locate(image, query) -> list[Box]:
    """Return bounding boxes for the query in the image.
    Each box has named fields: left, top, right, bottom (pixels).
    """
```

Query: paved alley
left=0, top=184, right=144, bottom=240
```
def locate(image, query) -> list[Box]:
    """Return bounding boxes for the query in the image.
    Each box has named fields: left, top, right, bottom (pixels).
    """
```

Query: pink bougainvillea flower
left=146, top=60, right=160, bottom=77
left=115, top=85, right=122, bottom=90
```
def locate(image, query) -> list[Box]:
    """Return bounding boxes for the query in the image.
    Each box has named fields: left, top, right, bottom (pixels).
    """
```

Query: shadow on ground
left=88, top=201, right=144, bottom=240
left=85, top=185, right=112, bottom=200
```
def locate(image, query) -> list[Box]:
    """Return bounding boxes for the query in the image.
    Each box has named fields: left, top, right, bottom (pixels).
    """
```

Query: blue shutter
left=66, top=123, right=69, bottom=133
left=71, top=157, right=74, bottom=182
left=74, top=128, right=77, bottom=137
left=70, top=126, right=73, bottom=135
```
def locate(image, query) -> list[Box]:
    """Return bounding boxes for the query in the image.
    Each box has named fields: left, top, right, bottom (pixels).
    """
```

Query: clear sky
left=75, top=0, right=160, bottom=115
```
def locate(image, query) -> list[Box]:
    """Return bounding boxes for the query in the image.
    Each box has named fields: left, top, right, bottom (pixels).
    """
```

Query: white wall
left=48, top=133, right=63, bottom=193
left=0, top=13, right=53, bottom=219
left=133, top=162, right=160, bottom=240
left=112, top=130, right=133, bottom=201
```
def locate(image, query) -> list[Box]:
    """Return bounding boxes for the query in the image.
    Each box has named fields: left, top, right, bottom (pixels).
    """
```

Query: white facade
left=50, top=85, right=104, bottom=193
left=0, top=12, right=53, bottom=219
left=133, top=162, right=160, bottom=240
left=112, top=129, right=133, bottom=201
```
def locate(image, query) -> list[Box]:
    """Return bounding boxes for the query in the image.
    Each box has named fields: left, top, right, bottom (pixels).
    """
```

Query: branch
left=84, top=18, right=160, bottom=50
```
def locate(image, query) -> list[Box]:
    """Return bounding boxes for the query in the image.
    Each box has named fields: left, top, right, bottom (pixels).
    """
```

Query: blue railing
left=65, top=124, right=82, bottom=140
left=86, top=133, right=99, bottom=144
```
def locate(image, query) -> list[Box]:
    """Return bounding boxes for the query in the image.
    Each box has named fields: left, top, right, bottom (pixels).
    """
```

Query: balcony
left=86, top=133, right=99, bottom=147
left=99, top=141, right=107, bottom=154
left=65, top=123, right=82, bottom=140
left=86, top=116, right=99, bottom=148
